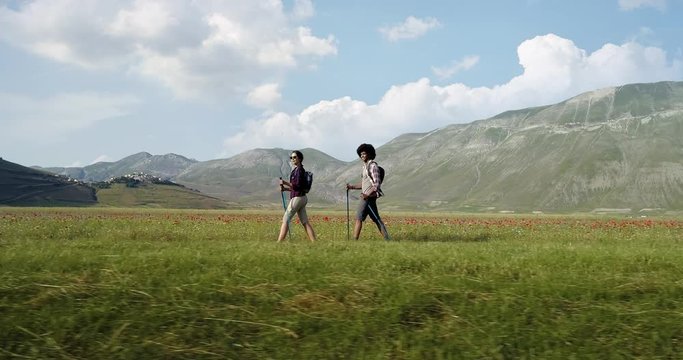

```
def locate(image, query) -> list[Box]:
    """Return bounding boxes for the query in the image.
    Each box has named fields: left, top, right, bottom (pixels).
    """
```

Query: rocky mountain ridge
left=35, top=152, right=197, bottom=182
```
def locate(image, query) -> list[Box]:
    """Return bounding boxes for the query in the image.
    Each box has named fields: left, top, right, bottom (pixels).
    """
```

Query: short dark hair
left=356, top=143, right=376, bottom=160
left=291, top=150, right=304, bottom=161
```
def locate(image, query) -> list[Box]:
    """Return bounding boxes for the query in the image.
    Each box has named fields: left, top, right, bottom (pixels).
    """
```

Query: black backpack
left=293, top=168, right=313, bottom=193
left=303, top=171, right=313, bottom=193
left=367, top=161, right=385, bottom=183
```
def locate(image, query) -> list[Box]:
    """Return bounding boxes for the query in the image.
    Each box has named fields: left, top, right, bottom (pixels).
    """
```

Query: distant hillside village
left=92, top=172, right=184, bottom=189
left=41, top=168, right=183, bottom=189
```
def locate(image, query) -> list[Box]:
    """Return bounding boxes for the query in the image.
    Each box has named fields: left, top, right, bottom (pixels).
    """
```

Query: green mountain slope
left=174, top=81, right=683, bottom=212
left=0, top=158, right=97, bottom=206
left=378, top=81, right=683, bottom=212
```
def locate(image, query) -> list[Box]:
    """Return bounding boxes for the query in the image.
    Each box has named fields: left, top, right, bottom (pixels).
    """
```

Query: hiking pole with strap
left=279, top=177, right=291, bottom=241
left=346, top=187, right=350, bottom=240
left=366, top=203, right=391, bottom=241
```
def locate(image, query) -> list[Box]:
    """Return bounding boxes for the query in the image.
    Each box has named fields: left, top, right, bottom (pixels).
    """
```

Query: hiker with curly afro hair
left=346, top=143, right=389, bottom=240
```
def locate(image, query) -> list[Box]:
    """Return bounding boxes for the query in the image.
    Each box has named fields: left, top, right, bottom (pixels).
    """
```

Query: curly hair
left=356, top=143, right=376, bottom=160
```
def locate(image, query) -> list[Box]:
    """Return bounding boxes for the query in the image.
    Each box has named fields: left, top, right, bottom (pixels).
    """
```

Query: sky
left=1, top=0, right=682, bottom=167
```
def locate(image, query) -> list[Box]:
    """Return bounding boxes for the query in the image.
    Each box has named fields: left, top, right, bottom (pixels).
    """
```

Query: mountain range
left=40, top=152, right=197, bottom=182
left=16, top=80, right=683, bottom=213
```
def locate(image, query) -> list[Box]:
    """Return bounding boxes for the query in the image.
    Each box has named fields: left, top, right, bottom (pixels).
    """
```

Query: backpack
left=303, top=171, right=313, bottom=193
left=367, top=161, right=385, bottom=184
left=293, top=168, right=314, bottom=193
left=377, top=166, right=385, bottom=184
left=367, top=161, right=385, bottom=196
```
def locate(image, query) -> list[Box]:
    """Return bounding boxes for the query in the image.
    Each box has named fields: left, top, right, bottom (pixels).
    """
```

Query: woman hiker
left=277, top=150, right=317, bottom=242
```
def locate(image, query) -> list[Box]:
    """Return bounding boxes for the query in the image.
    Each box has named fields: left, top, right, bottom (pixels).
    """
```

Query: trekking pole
left=346, top=186, right=350, bottom=241
left=366, top=204, right=391, bottom=241
left=279, top=177, right=291, bottom=241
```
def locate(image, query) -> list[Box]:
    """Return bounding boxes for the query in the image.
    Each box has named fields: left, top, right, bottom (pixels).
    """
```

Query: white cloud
left=379, top=16, right=441, bottom=42
left=246, top=83, right=282, bottom=109
left=90, top=155, right=111, bottom=164
left=222, top=33, right=683, bottom=161
left=0, top=1, right=142, bottom=69
left=255, top=26, right=337, bottom=66
left=292, top=0, right=314, bottom=20
left=0, top=92, right=140, bottom=145
left=618, top=0, right=667, bottom=11
left=0, top=0, right=337, bottom=100
left=107, top=0, right=178, bottom=39
left=67, top=154, right=110, bottom=168
left=432, top=55, right=480, bottom=80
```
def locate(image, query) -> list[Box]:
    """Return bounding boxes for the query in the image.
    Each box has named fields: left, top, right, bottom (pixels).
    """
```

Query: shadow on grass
left=393, top=233, right=492, bottom=243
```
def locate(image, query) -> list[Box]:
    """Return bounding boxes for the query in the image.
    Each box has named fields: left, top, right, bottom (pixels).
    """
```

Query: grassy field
left=1, top=207, right=682, bottom=359
left=95, top=184, right=235, bottom=209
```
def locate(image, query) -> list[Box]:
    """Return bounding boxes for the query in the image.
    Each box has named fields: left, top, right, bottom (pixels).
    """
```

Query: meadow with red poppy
left=1, top=207, right=682, bottom=359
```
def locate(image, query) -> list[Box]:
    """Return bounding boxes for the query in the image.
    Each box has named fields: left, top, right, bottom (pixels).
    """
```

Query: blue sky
left=1, top=0, right=682, bottom=167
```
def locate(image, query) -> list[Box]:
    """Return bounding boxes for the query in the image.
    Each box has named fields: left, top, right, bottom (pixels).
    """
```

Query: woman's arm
left=279, top=178, right=292, bottom=191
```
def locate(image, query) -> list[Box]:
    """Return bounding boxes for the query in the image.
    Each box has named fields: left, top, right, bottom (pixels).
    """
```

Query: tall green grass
left=1, top=208, right=682, bottom=359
